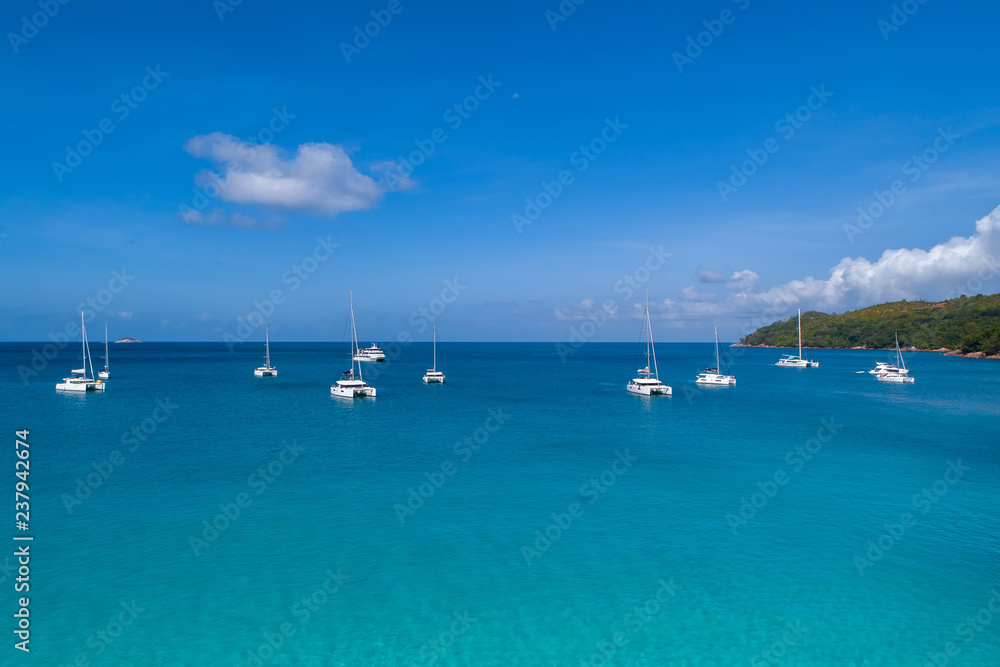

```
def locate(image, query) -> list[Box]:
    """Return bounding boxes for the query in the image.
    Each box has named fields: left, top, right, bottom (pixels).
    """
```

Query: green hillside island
left=737, top=294, right=1000, bottom=358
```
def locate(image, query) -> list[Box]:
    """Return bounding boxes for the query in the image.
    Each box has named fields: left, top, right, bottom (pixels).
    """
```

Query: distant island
left=114, top=337, right=142, bottom=343
left=737, top=294, right=1000, bottom=359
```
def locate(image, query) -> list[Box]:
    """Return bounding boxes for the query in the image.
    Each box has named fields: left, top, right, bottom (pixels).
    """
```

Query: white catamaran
left=696, top=326, right=736, bottom=386
left=776, top=309, right=819, bottom=368
left=875, top=333, right=915, bottom=384
left=423, top=323, right=445, bottom=384
left=98, top=323, right=111, bottom=379
left=254, top=325, right=277, bottom=377
left=331, top=292, right=377, bottom=398
left=627, top=293, right=672, bottom=396
left=56, top=312, right=106, bottom=392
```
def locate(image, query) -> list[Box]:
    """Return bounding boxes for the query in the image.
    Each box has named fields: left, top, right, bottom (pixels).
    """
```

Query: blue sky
left=2, top=0, right=999, bottom=342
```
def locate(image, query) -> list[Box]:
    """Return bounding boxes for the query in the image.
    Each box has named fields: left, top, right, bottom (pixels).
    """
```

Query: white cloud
left=651, top=205, right=1000, bottom=326
left=680, top=286, right=718, bottom=302
left=117, top=311, right=134, bottom=319
left=184, top=133, right=406, bottom=217
left=554, top=298, right=619, bottom=321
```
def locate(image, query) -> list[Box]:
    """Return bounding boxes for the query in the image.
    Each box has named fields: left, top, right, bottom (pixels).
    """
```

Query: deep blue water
left=2, top=341, right=999, bottom=666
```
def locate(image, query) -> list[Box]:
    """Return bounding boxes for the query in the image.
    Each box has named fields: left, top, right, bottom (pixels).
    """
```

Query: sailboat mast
left=265, top=325, right=270, bottom=367
left=350, top=291, right=363, bottom=381
left=715, top=326, right=720, bottom=371
left=432, top=323, right=437, bottom=371
left=798, top=308, right=803, bottom=358
left=105, top=323, right=109, bottom=371
left=646, top=294, right=660, bottom=380
left=896, top=332, right=906, bottom=371
left=83, top=313, right=96, bottom=379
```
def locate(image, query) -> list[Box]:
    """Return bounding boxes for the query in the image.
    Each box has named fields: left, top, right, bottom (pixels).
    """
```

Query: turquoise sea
left=2, top=341, right=999, bottom=666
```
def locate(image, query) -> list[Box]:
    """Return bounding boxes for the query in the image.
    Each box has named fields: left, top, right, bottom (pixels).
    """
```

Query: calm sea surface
left=2, top=342, right=998, bottom=666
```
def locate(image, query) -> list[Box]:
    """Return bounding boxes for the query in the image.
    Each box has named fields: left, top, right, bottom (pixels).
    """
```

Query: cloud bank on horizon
left=605, top=205, right=1000, bottom=328
left=181, top=133, right=412, bottom=225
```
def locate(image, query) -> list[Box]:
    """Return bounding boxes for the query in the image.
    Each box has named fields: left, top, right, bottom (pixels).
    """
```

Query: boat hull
left=331, top=381, right=376, bottom=398
left=254, top=368, right=278, bottom=377
left=56, top=379, right=105, bottom=392
left=627, top=381, right=672, bottom=396
left=696, top=374, right=736, bottom=386
left=422, top=373, right=445, bottom=384
left=876, top=374, right=914, bottom=384
left=776, top=359, right=819, bottom=368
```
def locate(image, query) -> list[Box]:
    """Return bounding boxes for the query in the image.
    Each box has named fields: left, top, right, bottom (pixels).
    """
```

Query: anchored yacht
left=332, top=292, right=377, bottom=398
left=627, top=294, right=672, bottom=396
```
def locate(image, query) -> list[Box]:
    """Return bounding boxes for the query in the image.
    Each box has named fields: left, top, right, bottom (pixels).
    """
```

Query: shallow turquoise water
left=2, top=342, right=999, bottom=665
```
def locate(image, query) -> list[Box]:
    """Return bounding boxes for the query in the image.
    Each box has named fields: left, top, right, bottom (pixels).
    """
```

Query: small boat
left=354, top=344, right=386, bottom=362
left=696, top=327, right=736, bottom=386
left=627, top=293, right=672, bottom=396
left=254, top=325, right=278, bottom=377
left=422, top=323, right=445, bottom=384
left=98, top=323, right=111, bottom=379
left=56, top=312, right=106, bottom=392
left=876, top=333, right=915, bottom=384
left=776, top=309, right=819, bottom=368
left=331, top=292, right=376, bottom=399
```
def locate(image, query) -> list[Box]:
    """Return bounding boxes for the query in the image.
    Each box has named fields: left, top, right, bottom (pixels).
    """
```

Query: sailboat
left=422, top=323, right=445, bottom=384
left=98, top=323, right=111, bottom=379
left=56, top=312, right=106, bottom=392
left=876, top=333, right=915, bottom=384
left=696, top=326, right=736, bottom=386
left=775, top=309, right=819, bottom=368
left=627, top=293, right=672, bottom=396
left=254, top=325, right=277, bottom=377
left=331, top=291, right=376, bottom=398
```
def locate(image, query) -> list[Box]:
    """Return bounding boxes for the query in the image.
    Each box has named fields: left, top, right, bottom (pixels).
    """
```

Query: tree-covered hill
left=738, top=294, right=1000, bottom=355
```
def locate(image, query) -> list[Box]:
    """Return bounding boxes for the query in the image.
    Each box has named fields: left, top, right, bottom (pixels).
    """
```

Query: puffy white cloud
left=184, top=133, right=405, bottom=217
left=651, top=205, right=1000, bottom=325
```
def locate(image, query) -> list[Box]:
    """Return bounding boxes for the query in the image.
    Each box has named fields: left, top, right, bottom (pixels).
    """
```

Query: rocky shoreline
left=730, top=343, right=1000, bottom=359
